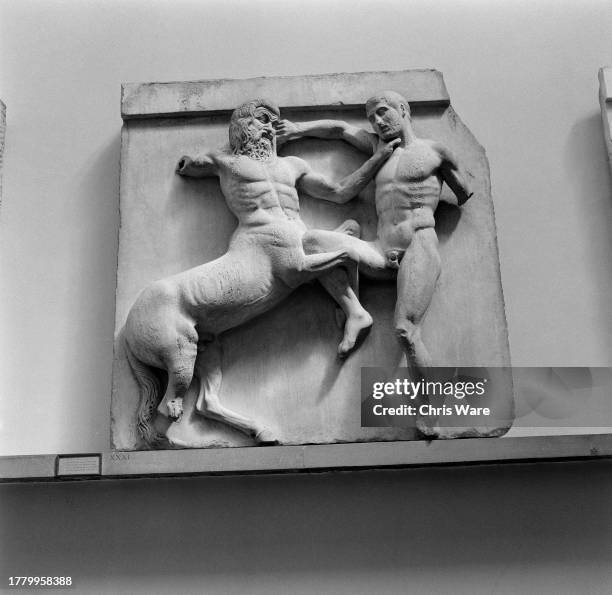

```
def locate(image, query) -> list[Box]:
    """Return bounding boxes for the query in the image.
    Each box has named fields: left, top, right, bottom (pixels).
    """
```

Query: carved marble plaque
left=111, top=70, right=513, bottom=450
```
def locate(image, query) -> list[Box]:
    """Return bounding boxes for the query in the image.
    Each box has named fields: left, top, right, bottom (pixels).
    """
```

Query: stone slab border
left=121, top=70, right=450, bottom=119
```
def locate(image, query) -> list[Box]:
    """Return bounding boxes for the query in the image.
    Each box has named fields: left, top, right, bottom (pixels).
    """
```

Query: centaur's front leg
left=302, top=249, right=356, bottom=276
left=281, top=248, right=358, bottom=289
left=194, top=339, right=279, bottom=445
left=301, top=232, right=373, bottom=357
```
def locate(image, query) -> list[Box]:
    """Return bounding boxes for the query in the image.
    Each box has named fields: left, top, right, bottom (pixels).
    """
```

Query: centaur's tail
left=125, top=340, right=167, bottom=448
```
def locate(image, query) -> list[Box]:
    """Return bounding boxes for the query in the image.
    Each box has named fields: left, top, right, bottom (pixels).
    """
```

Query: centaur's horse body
left=125, top=218, right=353, bottom=447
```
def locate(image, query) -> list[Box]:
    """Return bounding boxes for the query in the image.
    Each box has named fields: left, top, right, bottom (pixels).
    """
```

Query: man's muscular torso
left=374, top=138, right=442, bottom=254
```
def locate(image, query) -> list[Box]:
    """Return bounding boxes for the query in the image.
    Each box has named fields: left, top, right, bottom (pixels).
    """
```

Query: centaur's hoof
left=166, top=398, right=184, bottom=420
left=255, top=428, right=279, bottom=446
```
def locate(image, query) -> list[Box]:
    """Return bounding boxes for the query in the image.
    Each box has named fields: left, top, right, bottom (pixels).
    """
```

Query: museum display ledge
left=1, top=433, right=611, bottom=483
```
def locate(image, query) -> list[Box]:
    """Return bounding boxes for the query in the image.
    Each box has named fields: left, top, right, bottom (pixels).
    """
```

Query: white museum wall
left=1, top=1, right=612, bottom=593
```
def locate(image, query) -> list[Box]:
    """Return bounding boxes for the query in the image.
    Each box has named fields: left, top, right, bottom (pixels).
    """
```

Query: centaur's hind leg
left=194, top=340, right=279, bottom=445
left=156, top=319, right=199, bottom=420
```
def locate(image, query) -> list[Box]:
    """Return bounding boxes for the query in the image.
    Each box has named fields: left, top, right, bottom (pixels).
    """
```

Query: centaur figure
left=123, top=99, right=399, bottom=447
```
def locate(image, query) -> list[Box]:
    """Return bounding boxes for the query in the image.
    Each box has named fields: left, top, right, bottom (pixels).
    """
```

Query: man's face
left=366, top=101, right=404, bottom=141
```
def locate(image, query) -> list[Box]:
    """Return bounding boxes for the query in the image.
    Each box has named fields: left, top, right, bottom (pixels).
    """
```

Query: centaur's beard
left=238, top=136, right=275, bottom=161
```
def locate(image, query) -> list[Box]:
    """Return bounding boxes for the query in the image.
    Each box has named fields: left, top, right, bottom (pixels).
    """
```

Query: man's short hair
left=366, top=91, right=411, bottom=118
left=229, top=99, right=280, bottom=153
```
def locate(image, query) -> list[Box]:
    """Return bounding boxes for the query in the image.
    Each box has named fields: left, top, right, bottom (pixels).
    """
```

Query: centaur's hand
left=176, top=155, right=193, bottom=175
left=374, top=138, right=401, bottom=160
left=275, top=119, right=300, bottom=144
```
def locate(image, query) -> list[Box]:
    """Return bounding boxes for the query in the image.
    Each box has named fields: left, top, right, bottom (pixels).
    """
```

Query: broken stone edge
left=0, top=100, right=5, bottom=207
left=599, top=67, right=612, bottom=173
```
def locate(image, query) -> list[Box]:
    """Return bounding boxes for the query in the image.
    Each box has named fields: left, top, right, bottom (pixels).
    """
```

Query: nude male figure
left=277, top=91, right=473, bottom=373
left=124, top=99, right=398, bottom=446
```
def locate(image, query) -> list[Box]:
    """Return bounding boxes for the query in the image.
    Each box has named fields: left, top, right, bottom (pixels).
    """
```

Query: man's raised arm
left=276, top=119, right=376, bottom=155
left=176, top=151, right=219, bottom=178
left=293, top=139, right=400, bottom=204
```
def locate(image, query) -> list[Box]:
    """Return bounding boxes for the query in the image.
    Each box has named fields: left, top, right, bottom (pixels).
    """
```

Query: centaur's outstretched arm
left=276, top=119, right=377, bottom=155
left=176, top=151, right=219, bottom=178
left=293, top=138, right=400, bottom=204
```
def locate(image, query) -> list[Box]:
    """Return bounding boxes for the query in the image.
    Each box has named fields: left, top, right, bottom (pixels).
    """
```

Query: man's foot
left=338, top=310, right=373, bottom=357
left=334, top=219, right=361, bottom=237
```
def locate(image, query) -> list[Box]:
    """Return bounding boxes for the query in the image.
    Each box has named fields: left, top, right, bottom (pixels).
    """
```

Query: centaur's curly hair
left=229, top=99, right=280, bottom=154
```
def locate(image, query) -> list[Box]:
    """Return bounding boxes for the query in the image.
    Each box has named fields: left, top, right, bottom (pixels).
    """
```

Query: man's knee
left=394, top=317, right=419, bottom=343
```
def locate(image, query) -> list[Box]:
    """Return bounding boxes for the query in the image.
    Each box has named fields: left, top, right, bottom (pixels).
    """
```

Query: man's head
left=229, top=99, right=280, bottom=160
left=365, top=91, right=411, bottom=141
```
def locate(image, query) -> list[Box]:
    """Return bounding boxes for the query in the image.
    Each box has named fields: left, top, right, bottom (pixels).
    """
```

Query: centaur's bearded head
left=229, top=99, right=280, bottom=161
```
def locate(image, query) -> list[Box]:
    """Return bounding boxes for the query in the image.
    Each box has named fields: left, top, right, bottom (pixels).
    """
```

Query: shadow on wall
left=1, top=462, right=612, bottom=594
left=564, top=113, right=612, bottom=359
left=58, top=133, right=120, bottom=452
